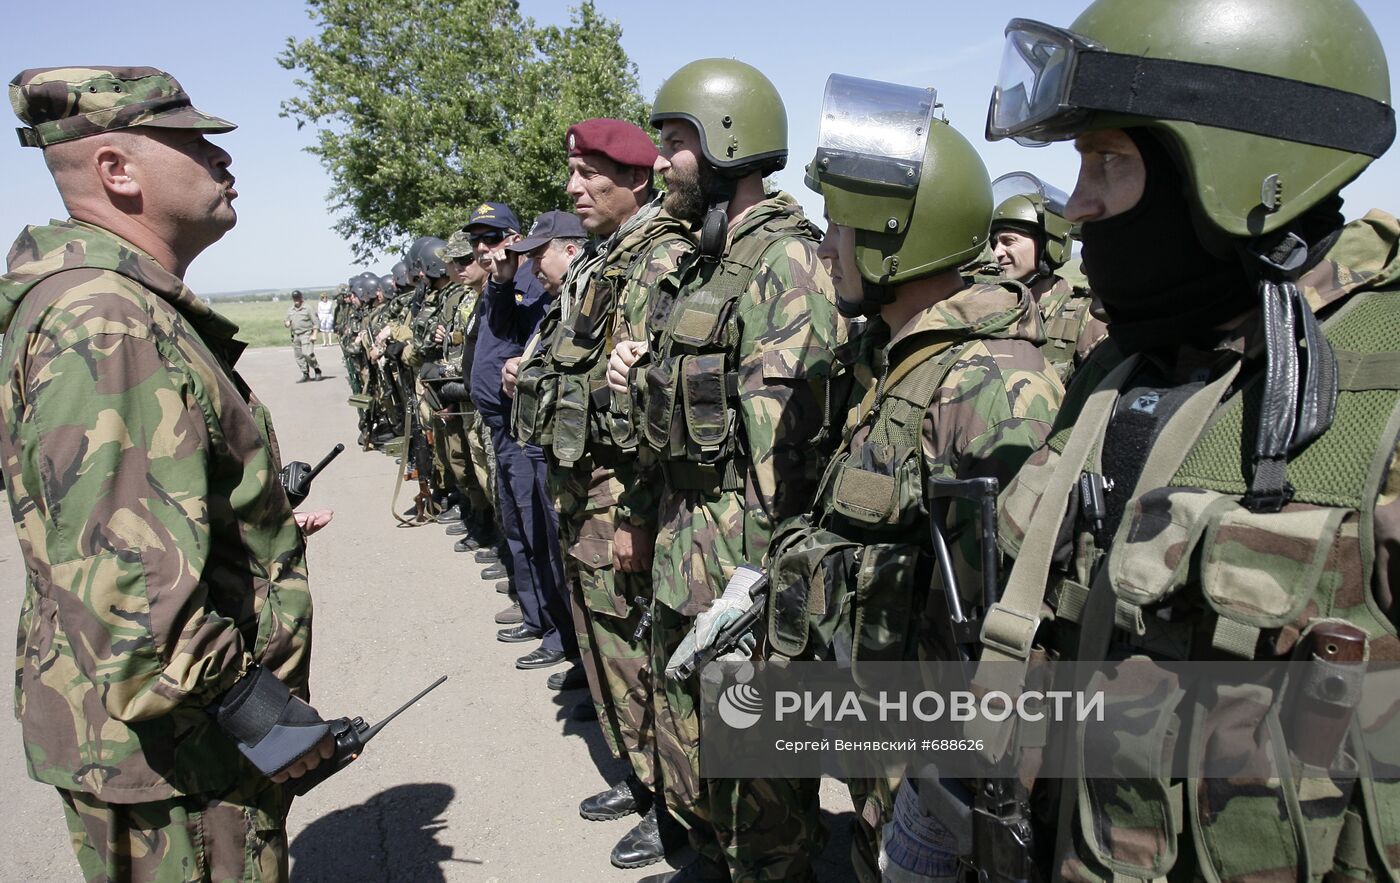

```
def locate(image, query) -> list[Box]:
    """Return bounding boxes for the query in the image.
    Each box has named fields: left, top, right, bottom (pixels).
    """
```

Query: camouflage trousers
left=847, top=776, right=897, bottom=883
left=551, top=462, right=655, bottom=790
left=291, top=332, right=319, bottom=375
left=461, top=410, right=496, bottom=517
left=652, top=602, right=823, bottom=881
left=651, top=484, right=824, bottom=881
left=433, top=412, right=467, bottom=497
left=58, top=775, right=289, bottom=883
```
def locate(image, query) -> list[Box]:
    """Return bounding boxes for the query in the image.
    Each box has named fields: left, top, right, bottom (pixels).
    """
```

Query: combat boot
left=298, top=371, right=310, bottom=383
left=611, top=806, right=664, bottom=869
left=580, top=773, right=650, bottom=821
left=436, top=502, right=462, bottom=525
left=314, top=366, right=323, bottom=380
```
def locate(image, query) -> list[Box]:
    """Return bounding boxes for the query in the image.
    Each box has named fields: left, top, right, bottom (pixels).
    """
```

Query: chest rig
left=1038, top=276, right=1094, bottom=383
left=512, top=215, right=688, bottom=469
left=640, top=210, right=817, bottom=493
left=765, top=318, right=988, bottom=664
left=980, top=288, right=1400, bottom=882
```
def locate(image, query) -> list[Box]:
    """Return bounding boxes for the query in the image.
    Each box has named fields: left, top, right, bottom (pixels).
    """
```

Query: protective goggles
left=986, top=17, right=1395, bottom=156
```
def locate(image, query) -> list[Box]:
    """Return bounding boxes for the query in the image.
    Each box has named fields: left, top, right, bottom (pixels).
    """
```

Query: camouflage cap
left=9, top=66, right=236, bottom=149
left=443, top=229, right=474, bottom=260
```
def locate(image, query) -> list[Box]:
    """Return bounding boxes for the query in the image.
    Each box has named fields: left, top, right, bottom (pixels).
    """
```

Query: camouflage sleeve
left=1372, top=436, right=1400, bottom=627
left=736, top=237, right=840, bottom=565
left=615, top=235, right=694, bottom=527
left=17, top=300, right=252, bottom=722
left=923, top=340, right=1063, bottom=590
left=923, top=340, right=1063, bottom=484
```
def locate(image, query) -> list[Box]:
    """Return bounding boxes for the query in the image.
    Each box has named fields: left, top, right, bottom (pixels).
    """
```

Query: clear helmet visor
left=988, top=20, right=1096, bottom=146
left=816, top=73, right=936, bottom=193
left=992, top=171, right=1070, bottom=217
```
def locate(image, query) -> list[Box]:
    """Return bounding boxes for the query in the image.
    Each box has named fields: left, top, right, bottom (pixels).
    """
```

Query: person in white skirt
left=317, top=291, right=335, bottom=345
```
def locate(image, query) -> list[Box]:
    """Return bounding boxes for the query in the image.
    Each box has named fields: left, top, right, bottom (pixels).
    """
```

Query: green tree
left=280, top=0, right=647, bottom=261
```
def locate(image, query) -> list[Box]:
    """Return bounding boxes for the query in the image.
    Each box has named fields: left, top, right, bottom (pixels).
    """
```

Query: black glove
left=438, top=380, right=468, bottom=403
left=210, top=666, right=330, bottom=778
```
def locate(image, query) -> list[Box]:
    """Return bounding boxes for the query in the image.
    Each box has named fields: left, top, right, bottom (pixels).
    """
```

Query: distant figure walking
left=317, top=291, right=335, bottom=345
left=284, top=290, right=322, bottom=382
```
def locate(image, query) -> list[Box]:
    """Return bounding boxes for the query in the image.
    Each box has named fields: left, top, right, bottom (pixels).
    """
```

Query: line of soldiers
left=342, top=0, right=1400, bottom=878
left=332, top=244, right=500, bottom=547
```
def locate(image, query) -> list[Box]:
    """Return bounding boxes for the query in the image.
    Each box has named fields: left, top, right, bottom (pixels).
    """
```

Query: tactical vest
left=1038, top=276, right=1096, bottom=383
left=985, top=288, right=1400, bottom=881
left=766, top=325, right=982, bottom=667
left=640, top=210, right=818, bottom=493
left=512, top=215, right=688, bottom=468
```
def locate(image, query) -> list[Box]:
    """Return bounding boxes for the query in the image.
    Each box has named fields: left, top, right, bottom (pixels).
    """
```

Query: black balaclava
left=1079, top=128, right=1254, bottom=352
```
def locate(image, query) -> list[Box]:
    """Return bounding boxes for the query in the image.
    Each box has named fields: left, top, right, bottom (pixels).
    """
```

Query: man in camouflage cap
left=2, top=66, right=334, bottom=882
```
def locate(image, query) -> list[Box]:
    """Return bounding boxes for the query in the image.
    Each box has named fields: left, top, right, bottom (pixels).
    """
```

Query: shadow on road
left=553, top=690, right=631, bottom=787
left=291, top=782, right=475, bottom=882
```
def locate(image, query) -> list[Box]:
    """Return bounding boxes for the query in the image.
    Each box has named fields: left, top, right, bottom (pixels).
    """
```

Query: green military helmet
left=650, top=58, right=787, bottom=175
left=815, top=75, right=991, bottom=288
left=987, top=0, right=1395, bottom=239
left=990, top=172, right=1073, bottom=270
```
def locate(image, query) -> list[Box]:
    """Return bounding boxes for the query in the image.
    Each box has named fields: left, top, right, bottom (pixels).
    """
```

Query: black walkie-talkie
left=280, top=443, right=345, bottom=506
left=289, top=675, right=448, bottom=796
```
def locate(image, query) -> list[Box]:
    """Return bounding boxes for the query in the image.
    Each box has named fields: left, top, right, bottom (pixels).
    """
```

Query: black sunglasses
left=467, top=230, right=507, bottom=245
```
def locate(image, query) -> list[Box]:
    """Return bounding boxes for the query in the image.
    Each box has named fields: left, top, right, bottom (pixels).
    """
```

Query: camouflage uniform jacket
left=405, top=281, right=465, bottom=369
left=1032, top=261, right=1106, bottom=385
left=996, top=210, right=1400, bottom=881
left=514, top=200, right=693, bottom=526
left=442, top=285, right=480, bottom=377
left=643, top=193, right=841, bottom=613
left=0, top=220, right=311, bottom=801
left=771, top=281, right=1064, bottom=661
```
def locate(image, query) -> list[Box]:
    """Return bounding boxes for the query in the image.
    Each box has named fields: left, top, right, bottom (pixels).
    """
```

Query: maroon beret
left=565, top=118, right=659, bottom=169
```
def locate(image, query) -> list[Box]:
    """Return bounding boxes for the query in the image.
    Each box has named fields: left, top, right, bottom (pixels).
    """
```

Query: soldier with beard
left=608, top=60, right=841, bottom=883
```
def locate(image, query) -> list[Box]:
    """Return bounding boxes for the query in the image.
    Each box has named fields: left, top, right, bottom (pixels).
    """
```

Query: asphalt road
left=0, top=345, right=855, bottom=882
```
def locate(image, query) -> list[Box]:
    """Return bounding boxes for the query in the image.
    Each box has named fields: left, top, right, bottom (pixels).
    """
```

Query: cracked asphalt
left=0, top=345, right=854, bottom=882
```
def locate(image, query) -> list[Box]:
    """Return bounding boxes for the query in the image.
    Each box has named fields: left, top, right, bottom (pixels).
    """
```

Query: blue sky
left=1, top=0, right=1397, bottom=294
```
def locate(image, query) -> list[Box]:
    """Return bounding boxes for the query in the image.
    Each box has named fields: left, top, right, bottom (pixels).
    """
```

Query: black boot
left=580, top=774, right=650, bottom=821
left=610, top=806, right=665, bottom=869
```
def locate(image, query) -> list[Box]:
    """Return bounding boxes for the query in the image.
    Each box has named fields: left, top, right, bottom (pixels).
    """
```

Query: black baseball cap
left=506, top=210, right=588, bottom=254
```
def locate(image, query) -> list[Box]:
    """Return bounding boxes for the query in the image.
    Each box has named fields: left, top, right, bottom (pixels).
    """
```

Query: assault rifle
left=667, top=568, right=768, bottom=681
left=924, top=475, right=1042, bottom=883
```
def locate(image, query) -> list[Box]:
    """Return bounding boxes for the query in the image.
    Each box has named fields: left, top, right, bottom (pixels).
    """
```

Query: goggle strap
left=1073, top=51, right=1396, bottom=157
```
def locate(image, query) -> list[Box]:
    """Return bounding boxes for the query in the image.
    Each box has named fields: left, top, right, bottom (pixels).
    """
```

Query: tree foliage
left=279, top=0, right=647, bottom=261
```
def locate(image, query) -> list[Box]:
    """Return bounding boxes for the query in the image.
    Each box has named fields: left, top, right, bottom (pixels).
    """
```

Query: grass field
left=213, top=300, right=337, bottom=349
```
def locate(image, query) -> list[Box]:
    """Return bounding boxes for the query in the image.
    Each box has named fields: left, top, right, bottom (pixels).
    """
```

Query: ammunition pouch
left=551, top=373, right=591, bottom=466
left=766, top=518, right=859, bottom=659
left=513, top=365, right=559, bottom=448
left=1104, top=486, right=1347, bottom=659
